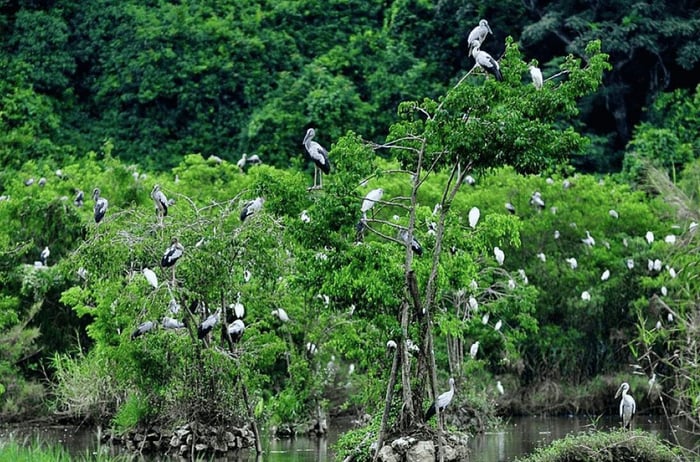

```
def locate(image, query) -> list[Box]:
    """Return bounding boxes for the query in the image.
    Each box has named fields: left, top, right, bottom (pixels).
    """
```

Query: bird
left=581, top=291, right=591, bottom=301
left=468, top=296, right=478, bottom=311
left=74, top=189, right=84, bottom=207
left=582, top=231, right=595, bottom=247
left=536, top=252, right=546, bottom=262
left=529, top=65, right=543, bottom=89
left=626, top=259, right=635, bottom=270
left=496, top=380, right=505, bottom=395
left=131, top=321, right=155, bottom=340
left=168, top=299, right=180, bottom=315
left=464, top=175, right=476, bottom=186
left=494, top=320, right=503, bottom=331
left=470, top=341, right=480, bottom=359
left=306, top=342, right=318, bottom=357
left=609, top=209, right=619, bottom=219
left=505, top=202, right=516, bottom=214
left=601, top=269, right=610, bottom=281
left=565, top=257, right=578, bottom=270
left=151, top=184, right=168, bottom=225
left=661, top=286, right=668, bottom=296
left=207, top=155, right=223, bottom=164
left=615, top=382, right=636, bottom=430
left=143, top=268, right=158, bottom=289
left=645, top=231, right=654, bottom=244
left=471, top=45, right=502, bottom=81
left=425, top=377, right=456, bottom=422
left=272, top=308, right=290, bottom=323
left=361, top=188, right=384, bottom=218
left=386, top=339, right=398, bottom=350
left=300, top=210, right=311, bottom=223
left=468, top=207, right=480, bottom=229
left=493, top=247, right=505, bottom=266
left=40, top=246, right=50, bottom=266
left=243, top=269, right=252, bottom=283
left=92, top=188, right=108, bottom=223
left=24, top=178, right=34, bottom=186
left=38, top=177, right=47, bottom=187
left=467, top=19, right=492, bottom=53
left=198, top=308, right=221, bottom=340
left=231, top=293, right=245, bottom=319
left=162, top=317, right=185, bottom=330
left=240, top=197, right=264, bottom=222
left=554, top=230, right=561, bottom=239
left=399, top=229, right=423, bottom=256
left=530, top=191, right=545, bottom=210
left=303, top=128, right=331, bottom=189
left=161, top=237, right=184, bottom=268
left=664, top=235, right=676, bottom=245
left=227, top=319, right=246, bottom=343
left=481, top=313, right=490, bottom=324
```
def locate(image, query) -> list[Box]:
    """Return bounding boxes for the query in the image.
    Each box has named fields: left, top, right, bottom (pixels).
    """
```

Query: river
left=0, top=416, right=696, bottom=460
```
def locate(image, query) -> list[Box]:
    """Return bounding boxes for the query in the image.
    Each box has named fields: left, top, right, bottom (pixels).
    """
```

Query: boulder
left=377, top=445, right=401, bottom=462
left=406, top=440, right=435, bottom=462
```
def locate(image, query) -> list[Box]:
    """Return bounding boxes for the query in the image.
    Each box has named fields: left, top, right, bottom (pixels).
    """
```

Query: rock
left=224, top=431, right=235, bottom=445
left=442, top=444, right=457, bottom=461
left=406, top=440, right=435, bottom=462
left=170, top=435, right=181, bottom=447
left=377, top=445, right=401, bottom=462
left=194, top=443, right=208, bottom=452
left=391, top=436, right=415, bottom=453
left=179, top=444, right=189, bottom=455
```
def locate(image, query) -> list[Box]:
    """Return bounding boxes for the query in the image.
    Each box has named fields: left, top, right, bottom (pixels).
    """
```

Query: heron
left=425, top=377, right=455, bottom=424
left=481, top=313, right=490, bottom=324
left=505, top=202, right=516, bottom=214
left=272, top=308, right=290, bottom=323
left=615, top=382, right=636, bottom=429
left=240, top=197, right=265, bottom=222
left=530, top=191, right=545, bottom=210
left=582, top=230, right=595, bottom=247
left=554, top=230, right=560, bottom=239
left=38, top=177, right=47, bottom=187
left=528, top=65, right=543, bottom=89
left=151, top=184, right=168, bottom=225
left=227, top=319, right=246, bottom=343
left=237, top=153, right=262, bottom=171
left=493, top=247, right=505, bottom=266
left=74, top=190, right=84, bottom=207
left=40, top=246, right=50, bottom=266
left=609, top=209, right=619, bottom=219
left=306, top=342, right=318, bottom=357
left=24, top=178, right=34, bottom=186
left=92, top=188, right=108, bottom=224
left=645, top=231, right=654, bottom=244
left=626, top=259, right=634, bottom=270
left=496, top=380, right=505, bottom=395
left=536, top=252, right=546, bottom=262
left=162, top=317, right=185, bottom=330
left=468, top=207, right=480, bottom=229
left=601, top=269, right=610, bottom=281
left=131, top=320, right=155, bottom=340
left=231, top=292, right=245, bottom=319
left=243, top=269, right=252, bottom=283
left=470, top=341, right=480, bottom=359
left=494, top=320, right=503, bottom=331
left=565, top=257, right=578, bottom=270
left=581, top=291, right=591, bottom=301
left=399, top=229, right=423, bottom=256
left=198, top=308, right=221, bottom=340
left=143, top=268, right=158, bottom=289
left=303, top=128, right=331, bottom=189
left=664, top=235, right=676, bottom=244
left=471, top=45, right=502, bottom=81
left=361, top=188, right=384, bottom=218
left=468, top=19, right=492, bottom=53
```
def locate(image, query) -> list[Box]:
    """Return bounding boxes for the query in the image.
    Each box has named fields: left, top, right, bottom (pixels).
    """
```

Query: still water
left=1, top=416, right=697, bottom=460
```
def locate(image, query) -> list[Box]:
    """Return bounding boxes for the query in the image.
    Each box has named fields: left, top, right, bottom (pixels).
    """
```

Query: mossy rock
left=515, top=429, right=683, bottom=462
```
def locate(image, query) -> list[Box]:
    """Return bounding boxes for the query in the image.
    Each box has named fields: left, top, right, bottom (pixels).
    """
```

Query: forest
left=1, top=0, right=699, bottom=460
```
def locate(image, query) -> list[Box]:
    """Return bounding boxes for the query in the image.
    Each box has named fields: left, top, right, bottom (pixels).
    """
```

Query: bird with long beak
left=615, top=382, right=636, bottom=430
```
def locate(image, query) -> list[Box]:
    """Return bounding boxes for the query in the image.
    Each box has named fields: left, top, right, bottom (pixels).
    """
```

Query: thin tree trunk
left=373, top=345, right=400, bottom=461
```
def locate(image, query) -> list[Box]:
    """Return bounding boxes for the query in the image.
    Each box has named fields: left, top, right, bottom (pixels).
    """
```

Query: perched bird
left=231, top=293, right=245, bottom=319
left=494, top=320, right=503, bottom=331
left=74, top=189, right=84, bottom=207
left=471, top=45, right=502, bottom=81
left=530, top=191, right=545, bottom=210
left=92, top=188, right=108, bottom=223
left=493, top=247, right=505, bottom=266
left=306, top=342, right=318, bottom=357
left=529, top=65, right=543, bottom=89
left=131, top=321, right=155, bottom=340
left=272, top=308, right=290, bottom=323
left=143, top=268, right=158, bottom=289
left=240, top=197, right=265, bottom=222
left=300, top=210, right=311, bottom=223
left=399, top=229, right=423, bottom=257
left=496, top=380, right=505, bottom=395
left=237, top=153, right=262, bottom=171
left=467, top=19, right=492, bottom=53
left=664, top=235, right=676, bottom=245
left=468, top=207, right=480, bottom=229
left=469, top=341, right=480, bottom=359
left=425, top=377, right=456, bottom=422
left=38, top=177, right=47, bottom=187
left=464, top=175, right=476, bottom=186
left=601, top=269, right=610, bottom=281
left=386, top=339, right=398, bottom=350
left=565, top=257, right=578, bottom=270
left=481, top=313, right=490, bottom=324
left=645, top=231, right=654, bottom=245
left=151, top=184, right=168, bottom=224
left=24, top=178, right=34, bottom=186
left=536, top=252, right=546, bottom=262
left=554, top=230, right=561, bottom=239
left=609, top=209, right=619, bottom=219
left=198, top=308, right=221, bottom=340
left=168, top=299, right=181, bottom=315
left=505, top=202, right=516, bottom=214
left=626, top=259, right=635, bottom=270
left=208, top=155, right=223, bottom=164
left=40, top=246, right=50, bottom=266
left=227, top=319, right=246, bottom=343
left=468, top=296, right=479, bottom=311
left=582, top=230, right=595, bottom=247
left=361, top=188, right=384, bottom=218
left=243, top=269, right=252, bottom=283
left=303, top=128, right=331, bottom=189
left=161, top=237, right=184, bottom=268
left=615, top=382, right=636, bottom=430
left=162, top=317, right=185, bottom=330
left=581, top=291, right=591, bottom=301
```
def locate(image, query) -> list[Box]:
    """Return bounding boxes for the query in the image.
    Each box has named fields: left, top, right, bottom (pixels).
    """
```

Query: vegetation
left=0, top=437, right=131, bottom=462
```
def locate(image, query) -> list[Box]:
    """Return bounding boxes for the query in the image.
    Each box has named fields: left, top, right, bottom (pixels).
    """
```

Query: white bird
left=240, top=197, right=264, bottom=222
left=386, top=339, right=397, bottom=350
left=471, top=45, right=502, bottom=81
left=231, top=293, right=245, bottom=319
left=468, top=19, right=492, bottom=53
left=303, top=128, right=331, bottom=189
left=690, top=221, right=698, bottom=231
left=626, top=259, right=634, bottom=270
left=582, top=230, right=595, bottom=247
left=563, top=179, right=571, bottom=189
left=655, top=320, right=662, bottom=330
left=131, top=321, right=155, bottom=339
left=496, top=380, right=505, bottom=395
left=565, top=257, right=578, bottom=270
left=40, top=246, right=50, bottom=266
left=272, top=308, right=290, bottom=323
left=667, top=312, right=674, bottom=323
left=528, top=65, right=543, bottom=89
left=468, top=207, right=480, bottom=229
left=208, top=154, right=223, bottom=164
left=198, top=308, right=221, bottom=340
left=468, top=296, right=479, bottom=311
left=243, top=269, right=252, bottom=283
left=494, top=320, right=502, bottom=331
left=661, top=286, right=668, bottom=296
left=664, top=235, right=676, bottom=244
left=151, top=184, right=168, bottom=224
left=24, top=178, right=34, bottom=186
left=601, top=269, right=610, bottom=281
left=92, top=188, right=108, bottom=224
left=554, top=230, right=560, bottom=239
left=469, top=279, right=478, bottom=291
left=668, top=267, right=677, bottom=278
left=494, top=247, right=505, bottom=266
left=161, top=237, right=184, bottom=268
left=300, top=210, right=311, bottom=223
left=425, top=377, right=456, bottom=421
left=518, top=268, right=529, bottom=284
left=432, top=203, right=442, bottom=215
left=546, top=177, right=554, bottom=184
left=168, top=299, right=180, bottom=315
left=464, top=175, right=476, bottom=186
left=143, top=268, right=158, bottom=289
left=530, top=191, right=545, bottom=209
left=470, top=341, right=480, bottom=359
left=162, top=317, right=185, bottom=330
left=481, top=313, right=490, bottom=324
left=615, top=382, right=636, bottom=430
left=38, top=177, right=47, bottom=187
left=361, top=188, right=384, bottom=217
left=507, top=279, right=516, bottom=290
left=645, top=231, right=654, bottom=245
left=609, top=209, right=619, bottom=219
left=536, top=252, right=546, bottom=262
left=227, top=319, right=246, bottom=343
left=306, top=341, right=317, bottom=356
left=653, top=259, right=662, bottom=271
left=623, top=238, right=629, bottom=247
left=581, top=291, right=591, bottom=301
left=505, top=202, right=516, bottom=214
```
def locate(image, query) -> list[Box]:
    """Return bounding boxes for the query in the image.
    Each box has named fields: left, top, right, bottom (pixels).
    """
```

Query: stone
left=442, top=444, right=457, bottom=461
left=170, top=435, right=181, bottom=447
left=377, top=445, right=401, bottom=462
left=179, top=444, right=189, bottom=455
left=391, top=437, right=412, bottom=453
left=194, top=443, right=208, bottom=452
left=406, top=440, right=435, bottom=462
left=224, top=431, right=235, bottom=445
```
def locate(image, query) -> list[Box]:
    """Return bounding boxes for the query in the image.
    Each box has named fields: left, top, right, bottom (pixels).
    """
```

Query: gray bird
left=303, top=128, right=331, bottom=189
left=425, top=377, right=456, bottom=422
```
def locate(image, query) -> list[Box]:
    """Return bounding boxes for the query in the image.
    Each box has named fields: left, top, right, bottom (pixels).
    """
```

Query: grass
left=0, top=437, right=130, bottom=462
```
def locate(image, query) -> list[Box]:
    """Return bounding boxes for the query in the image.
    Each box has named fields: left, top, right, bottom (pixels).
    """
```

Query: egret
left=668, top=267, right=677, bottom=278
left=161, top=237, right=184, bottom=268
left=554, top=230, right=560, bottom=239
left=198, top=308, right=221, bottom=340
left=55, top=169, right=63, bottom=178
left=664, top=235, right=676, bottom=245
left=151, top=184, right=168, bottom=225
left=77, top=267, right=88, bottom=280
left=530, top=191, right=545, bottom=210
left=582, top=230, right=595, bottom=247
left=162, top=317, right=185, bottom=330
left=528, top=65, right=543, bottom=89
left=626, top=259, right=634, bottom=270
left=92, top=188, right=108, bottom=224
left=494, top=247, right=505, bottom=266
left=231, top=293, right=245, bottom=319
left=536, top=252, right=546, bottom=262
left=131, top=321, right=155, bottom=340
left=601, top=269, right=610, bottom=281
left=38, top=177, right=47, bottom=187
left=227, top=319, right=246, bottom=343
left=361, top=188, right=384, bottom=218
left=272, top=308, right=290, bottom=323
left=425, top=377, right=455, bottom=423
left=432, top=203, right=442, bottom=216
left=471, top=45, right=502, bottom=81
left=240, top=197, right=264, bottom=222
left=581, top=291, right=591, bottom=301
left=40, top=246, right=50, bottom=266
left=661, top=286, right=667, bottom=296
left=208, top=155, right=223, bottom=164
left=565, top=257, right=578, bottom=270
left=645, top=231, right=654, bottom=244
left=495, top=320, right=503, bottom=331
left=468, top=296, right=479, bottom=311
left=653, top=259, right=662, bottom=271
left=143, top=268, right=158, bottom=289
left=470, top=341, right=480, bottom=359
left=468, top=19, right=492, bottom=53
left=399, top=229, right=423, bottom=256
left=300, top=210, right=311, bottom=223
left=505, top=202, right=516, bottom=214
left=609, top=209, right=619, bottom=219
left=468, top=207, right=480, bottom=229
left=667, top=312, right=673, bottom=323
left=243, top=269, right=252, bottom=283
left=303, top=128, right=331, bottom=189
left=496, top=380, right=505, bottom=395
left=615, top=382, right=636, bottom=430
left=655, top=320, right=662, bottom=329
left=464, top=175, right=476, bottom=186
left=481, top=313, right=490, bottom=325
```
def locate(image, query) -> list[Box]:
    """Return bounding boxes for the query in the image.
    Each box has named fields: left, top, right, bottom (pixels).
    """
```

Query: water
left=1, top=416, right=697, bottom=461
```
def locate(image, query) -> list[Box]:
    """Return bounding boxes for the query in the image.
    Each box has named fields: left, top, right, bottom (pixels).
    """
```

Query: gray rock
left=377, top=445, right=401, bottom=462
left=194, top=443, right=208, bottom=452
left=406, top=440, right=435, bottom=462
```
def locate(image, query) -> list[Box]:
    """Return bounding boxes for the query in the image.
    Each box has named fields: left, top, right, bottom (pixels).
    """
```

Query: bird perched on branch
left=303, top=128, right=331, bottom=189
left=226, top=319, right=246, bottom=343
left=198, top=308, right=221, bottom=340
left=240, top=197, right=265, bottom=222
left=151, top=184, right=168, bottom=225
left=92, top=188, right=108, bottom=223
left=399, top=229, right=423, bottom=257
left=615, top=382, right=636, bottom=430
left=40, top=246, right=50, bottom=266
left=529, top=65, right=543, bottom=90
left=468, top=19, right=492, bottom=54
left=471, top=45, right=502, bottom=81
left=361, top=188, right=384, bottom=219
left=425, top=377, right=456, bottom=423
left=131, top=321, right=155, bottom=340
left=161, top=238, right=184, bottom=268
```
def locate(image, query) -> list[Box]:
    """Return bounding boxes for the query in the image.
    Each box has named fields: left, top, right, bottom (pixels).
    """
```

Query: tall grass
left=0, top=437, right=130, bottom=462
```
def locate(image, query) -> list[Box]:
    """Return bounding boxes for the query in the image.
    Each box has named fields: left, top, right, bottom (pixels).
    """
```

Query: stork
left=303, top=128, right=331, bottom=189
left=272, top=308, right=290, bottom=323
left=198, top=308, right=221, bottom=340
left=615, top=382, right=636, bottom=430
left=240, top=197, right=265, bottom=222
left=226, top=319, right=246, bottom=344
left=131, top=321, right=155, bottom=340
left=74, top=189, right=84, bottom=207
left=467, top=19, right=492, bottom=53
left=529, top=65, right=543, bottom=89
left=92, top=188, right=108, bottom=224
left=505, top=202, right=516, bottom=214
left=40, top=246, right=50, bottom=266
left=470, top=341, right=480, bottom=359
left=425, top=377, right=455, bottom=426
left=151, top=184, right=168, bottom=226
left=162, top=317, right=185, bottom=330
left=468, top=207, right=480, bottom=229
left=471, top=45, right=502, bottom=81
left=361, top=188, right=384, bottom=219
left=494, top=247, right=505, bottom=266
left=530, top=191, right=545, bottom=210
left=161, top=237, right=184, bottom=284
left=399, top=229, right=423, bottom=257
